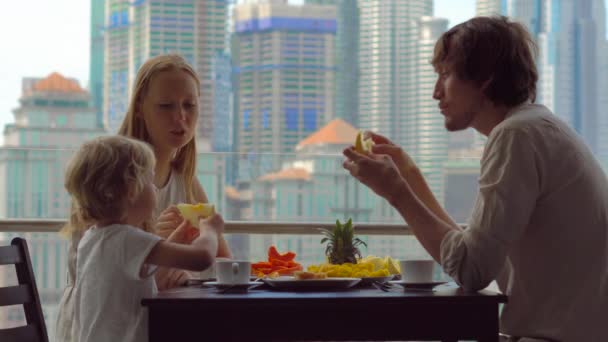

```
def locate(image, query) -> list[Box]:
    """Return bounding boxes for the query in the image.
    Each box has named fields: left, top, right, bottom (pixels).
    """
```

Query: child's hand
left=166, top=219, right=199, bottom=245
left=199, top=214, right=224, bottom=235
left=191, top=214, right=223, bottom=259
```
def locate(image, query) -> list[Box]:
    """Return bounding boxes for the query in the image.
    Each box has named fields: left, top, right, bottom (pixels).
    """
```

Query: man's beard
left=444, top=111, right=474, bottom=132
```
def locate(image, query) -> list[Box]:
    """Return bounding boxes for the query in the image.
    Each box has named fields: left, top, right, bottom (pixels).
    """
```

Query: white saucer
left=203, top=281, right=262, bottom=289
left=389, top=280, right=447, bottom=289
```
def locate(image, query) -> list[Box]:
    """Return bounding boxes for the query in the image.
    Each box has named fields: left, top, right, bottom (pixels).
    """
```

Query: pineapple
left=319, top=218, right=367, bottom=264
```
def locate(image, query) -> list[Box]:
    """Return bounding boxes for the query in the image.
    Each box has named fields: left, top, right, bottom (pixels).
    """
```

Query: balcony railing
left=0, top=219, right=413, bottom=235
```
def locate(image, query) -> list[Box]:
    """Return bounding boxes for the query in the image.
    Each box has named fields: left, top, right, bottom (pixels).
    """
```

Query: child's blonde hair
left=118, top=53, right=200, bottom=203
left=63, top=136, right=156, bottom=233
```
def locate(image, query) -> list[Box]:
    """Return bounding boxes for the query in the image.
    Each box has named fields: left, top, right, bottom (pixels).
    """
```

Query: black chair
left=0, top=237, right=49, bottom=342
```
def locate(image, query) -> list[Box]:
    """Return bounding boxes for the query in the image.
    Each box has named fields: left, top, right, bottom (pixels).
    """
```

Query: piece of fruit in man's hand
left=176, top=203, right=216, bottom=229
left=354, top=131, right=375, bottom=154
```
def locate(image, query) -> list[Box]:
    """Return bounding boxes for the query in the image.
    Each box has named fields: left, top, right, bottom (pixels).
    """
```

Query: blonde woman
left=56, top=54, right=232, bottom=341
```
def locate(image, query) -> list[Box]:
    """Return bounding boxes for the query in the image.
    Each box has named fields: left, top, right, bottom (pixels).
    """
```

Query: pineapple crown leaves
left=318, top=218, right=367, bottom=264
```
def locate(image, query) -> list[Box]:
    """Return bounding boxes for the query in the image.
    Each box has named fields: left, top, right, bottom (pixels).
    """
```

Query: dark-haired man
left=344, top=16, right=608, bottom=341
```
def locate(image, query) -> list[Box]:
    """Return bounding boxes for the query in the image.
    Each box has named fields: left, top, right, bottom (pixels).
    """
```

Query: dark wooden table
left=142, top=283, right=507, bottom=342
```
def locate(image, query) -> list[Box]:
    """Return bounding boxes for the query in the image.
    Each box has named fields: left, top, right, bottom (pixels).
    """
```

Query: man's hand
left=365, top=131, right=418, bottom=177
left=342, top=146, right=406, bottom=204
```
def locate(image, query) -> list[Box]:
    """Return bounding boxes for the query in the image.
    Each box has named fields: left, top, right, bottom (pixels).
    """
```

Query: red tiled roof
left=296, top=118, right=358, bottom=150
left=33, top=72, right=86, bottom=93
left=225, top=186, right=241, bottom=200
left=258, top=167, right=310, bottom=182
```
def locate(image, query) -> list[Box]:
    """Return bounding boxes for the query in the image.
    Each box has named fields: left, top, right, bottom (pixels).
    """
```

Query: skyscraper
left=358, top=0, right=448, bottom=199
left=103, top=0, right=229, bottom=149
left=232, top=0, right=337, bottom=154
left=90, top=0, right=105, bottom=128
left=412, top=16, right=450, bottom=204
left=596, top=1, right=608, bottom=165
left=357, top=0, right=432, bottom=145
left=212, top=52, right=234, bottom=153
left=476, top=0, right=507, bottom=16
left=104, top=0, right=130, bottom=133
left=306, top=0, right=359, bottom=126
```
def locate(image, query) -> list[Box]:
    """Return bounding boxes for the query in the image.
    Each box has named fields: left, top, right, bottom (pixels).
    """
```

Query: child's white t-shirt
left=72, top=224, right=162, bottom=342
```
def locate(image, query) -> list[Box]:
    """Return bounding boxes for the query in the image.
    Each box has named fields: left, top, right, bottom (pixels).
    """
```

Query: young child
left=65, top=135, right=221, bottom=342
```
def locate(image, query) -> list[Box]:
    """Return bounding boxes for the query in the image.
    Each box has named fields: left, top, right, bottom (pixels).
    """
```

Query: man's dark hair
left=432, top=16, right=538, bottom=107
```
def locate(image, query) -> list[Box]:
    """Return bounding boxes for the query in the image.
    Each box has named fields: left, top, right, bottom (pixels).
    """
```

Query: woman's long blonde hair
left=118, top=54, right=200, bottom=203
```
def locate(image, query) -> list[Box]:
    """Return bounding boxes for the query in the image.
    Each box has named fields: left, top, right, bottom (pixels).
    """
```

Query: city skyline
left=0, top=0, right=491, bottom=146
left=2, top=2, right=607, bottom=336
left=1, top=0, right=607, bottom=146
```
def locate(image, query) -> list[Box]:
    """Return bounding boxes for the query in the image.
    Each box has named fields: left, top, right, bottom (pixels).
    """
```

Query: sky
left=0, top=0, right=606, bottom=145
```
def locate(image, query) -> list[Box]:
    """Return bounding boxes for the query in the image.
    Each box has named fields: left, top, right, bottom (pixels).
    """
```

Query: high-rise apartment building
left=357, top=0, right=432, bottom=144
left=103, top=0, right=229, bottom=149
left=104, top=0, right=130, bottom=133
left=305, top=0, right=359, bottom=126
left=1, top=73, right=106, bottom=220
left=358, top=0, right=448, bottom=200
left=597, top=1, right=608, bottom=165
left=232, top=0, right=337, bottom=155
left=90, top=0, right=105, bottom=128
left=212, top=52, right=234, bottom=153
left=476, top=0, right=507, bottom=16
left=411, top=16, right=449, bottom=204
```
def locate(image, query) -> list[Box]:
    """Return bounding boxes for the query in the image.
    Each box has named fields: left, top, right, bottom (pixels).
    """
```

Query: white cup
left=216, top=260, right=251, bottom=285
left=399, top=260, right=435, bottom=283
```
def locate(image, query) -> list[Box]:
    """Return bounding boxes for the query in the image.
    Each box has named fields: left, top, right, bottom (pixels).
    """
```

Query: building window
left=262, top=109, right=270, bottom=129
left=285, top=108, right=298, bottom=131
left=243, top=110, right=251, bottom=130
left=56, top=115, right=67, bottom=127
left=303, top=109, right=317, bottom=131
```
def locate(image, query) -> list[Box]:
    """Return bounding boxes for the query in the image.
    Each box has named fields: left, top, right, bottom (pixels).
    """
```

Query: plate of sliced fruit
left=263, top=272, right=361, bottom=290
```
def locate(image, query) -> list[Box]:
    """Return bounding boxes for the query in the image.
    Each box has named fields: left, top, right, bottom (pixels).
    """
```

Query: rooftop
left=296, top=119, right=358, bottom=151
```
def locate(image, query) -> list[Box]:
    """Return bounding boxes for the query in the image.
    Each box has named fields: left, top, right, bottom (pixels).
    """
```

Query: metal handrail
left=0, top=219, right=413, bottom=235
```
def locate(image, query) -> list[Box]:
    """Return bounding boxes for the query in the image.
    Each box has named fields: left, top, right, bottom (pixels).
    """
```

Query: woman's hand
left=165, top=219, right=199, bottom=245
left=155, top=206, right=198, bottom=244
left=365, top=131, right=418, bottom=177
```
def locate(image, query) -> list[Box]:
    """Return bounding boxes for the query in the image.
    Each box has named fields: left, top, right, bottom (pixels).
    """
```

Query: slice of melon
left=176, top=203, right=215, bottom=229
